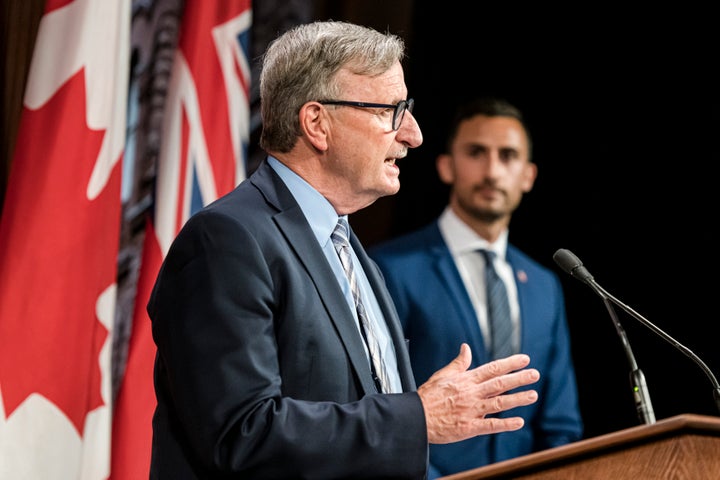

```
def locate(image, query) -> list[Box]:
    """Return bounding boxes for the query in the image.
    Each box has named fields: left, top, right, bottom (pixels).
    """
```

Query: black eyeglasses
left=318, top=98, right=414, bottom=131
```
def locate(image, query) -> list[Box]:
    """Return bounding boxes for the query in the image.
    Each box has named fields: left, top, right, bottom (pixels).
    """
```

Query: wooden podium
left=439, top=414, right=720, bottom=479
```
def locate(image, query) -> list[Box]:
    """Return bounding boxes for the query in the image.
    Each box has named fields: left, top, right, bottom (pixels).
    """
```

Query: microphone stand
left=585, top=279, right=656, bottom=424
left=588, top=277, right=720, bottom=415
left=553, top=248, right=720, bottom=416
left=602, top=298, right=655, bottom=424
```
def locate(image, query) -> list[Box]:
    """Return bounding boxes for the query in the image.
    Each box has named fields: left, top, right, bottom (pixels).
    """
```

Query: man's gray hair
left=259, top=21, right=406, bottom=153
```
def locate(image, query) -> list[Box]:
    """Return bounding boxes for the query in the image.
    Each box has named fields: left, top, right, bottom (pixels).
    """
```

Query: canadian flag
left=0, top=0, right=130, bottom=478
left=109, top=1, right=252, bottom=478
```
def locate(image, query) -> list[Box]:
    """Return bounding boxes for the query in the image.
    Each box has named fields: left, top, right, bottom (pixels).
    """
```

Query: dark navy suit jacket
left=369, top=221, right=583, bottom=478
left=148, top=160, right=428, bottom=479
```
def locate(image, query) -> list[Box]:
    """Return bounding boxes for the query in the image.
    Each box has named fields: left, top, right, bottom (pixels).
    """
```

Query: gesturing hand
left=417, top=343, right=540, bottom=444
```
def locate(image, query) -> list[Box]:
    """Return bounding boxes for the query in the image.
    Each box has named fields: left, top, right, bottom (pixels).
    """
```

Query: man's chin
left=381, top=178, right=401, bottom=195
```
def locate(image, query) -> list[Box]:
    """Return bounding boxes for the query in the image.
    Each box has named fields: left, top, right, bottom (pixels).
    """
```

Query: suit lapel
left=506, top=248, right=526, bottom=352
left=427, top=226, right=488, bottom=361
left=253, top=162, right=378, bottom=395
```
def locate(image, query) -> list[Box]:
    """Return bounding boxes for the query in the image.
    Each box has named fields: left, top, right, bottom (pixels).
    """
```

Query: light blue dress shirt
left=267, top=156, right=402, bottom=393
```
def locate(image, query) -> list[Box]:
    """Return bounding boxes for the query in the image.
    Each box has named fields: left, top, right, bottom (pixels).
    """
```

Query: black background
left=350, top=4, right=720, bottom=439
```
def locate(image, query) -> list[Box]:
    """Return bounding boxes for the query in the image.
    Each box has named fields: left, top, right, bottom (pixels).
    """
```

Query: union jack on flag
left=110, top=2, right=252, bottom=478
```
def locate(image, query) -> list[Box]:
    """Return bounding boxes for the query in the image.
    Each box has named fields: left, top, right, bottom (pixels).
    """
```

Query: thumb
left=421, top=343, right=473, bottom=387
left=451, top=343, right=472, bottom=373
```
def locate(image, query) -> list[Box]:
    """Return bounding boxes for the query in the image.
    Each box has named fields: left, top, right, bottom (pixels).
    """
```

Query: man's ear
left=436, top=153, right=454, bottom=185
left=299, top=102, right=329, bottom=151
left=522, top=162, right=538, bottom=193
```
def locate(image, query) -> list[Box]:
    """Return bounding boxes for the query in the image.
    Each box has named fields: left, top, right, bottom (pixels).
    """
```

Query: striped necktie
left=479, top=249, right=514, bottom=360
left=331, top=218, right=391, bottom=393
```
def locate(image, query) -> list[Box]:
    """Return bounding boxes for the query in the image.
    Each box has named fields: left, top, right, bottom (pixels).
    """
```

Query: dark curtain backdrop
left=380, top=3, right=720, bottom=438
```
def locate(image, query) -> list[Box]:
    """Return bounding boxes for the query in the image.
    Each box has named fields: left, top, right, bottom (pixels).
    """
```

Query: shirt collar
left=267, top=156, right=339, bottom=247
left=438, top=206, right=509, bottom=259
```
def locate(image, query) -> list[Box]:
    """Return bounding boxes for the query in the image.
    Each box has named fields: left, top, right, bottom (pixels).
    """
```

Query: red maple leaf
left=0, top=69, right=121, bottom=436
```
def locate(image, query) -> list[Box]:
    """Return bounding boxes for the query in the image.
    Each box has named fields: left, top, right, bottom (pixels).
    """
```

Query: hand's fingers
left=472, top=388, right=539, bottom=418
left=426, top=387, right=539, bottom=443
left=468, top=416, right=526, bottom=436
left=471, top=368, right=540, bottom=399
left=465, top=387, right=539, bottom=436
left=419, top=350, right=541, bottom=445
left=468, top=353, right=532, bottom=382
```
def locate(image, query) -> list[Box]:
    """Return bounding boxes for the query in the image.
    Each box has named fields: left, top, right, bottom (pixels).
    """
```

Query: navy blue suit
left=369, top=221, right=583, bottom=478
left=148, top=160, right=428, bottom=479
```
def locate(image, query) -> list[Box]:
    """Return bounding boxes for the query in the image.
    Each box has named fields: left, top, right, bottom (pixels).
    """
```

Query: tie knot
left=331, top=218, right=350, bottom=248
left=479, top=249, right=496, bottom=263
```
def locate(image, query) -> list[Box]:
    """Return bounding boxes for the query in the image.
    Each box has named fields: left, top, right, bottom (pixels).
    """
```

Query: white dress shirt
left=438, top=207, right=520, bottom=353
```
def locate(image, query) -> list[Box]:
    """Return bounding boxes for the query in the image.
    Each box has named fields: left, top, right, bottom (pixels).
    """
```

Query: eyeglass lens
left=393, top=99, right=414, bottom=130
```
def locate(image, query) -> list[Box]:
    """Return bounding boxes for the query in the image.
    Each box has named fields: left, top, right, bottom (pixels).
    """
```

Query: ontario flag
left=109, top=1, right=252, bottom=478
left=0, top=0, right=130, bottom=478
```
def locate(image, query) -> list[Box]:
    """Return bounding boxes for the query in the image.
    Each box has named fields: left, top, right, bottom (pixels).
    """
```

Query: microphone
left=553, top=248, right=720, bottom=418
left=553, top=248, right=655, bottom=424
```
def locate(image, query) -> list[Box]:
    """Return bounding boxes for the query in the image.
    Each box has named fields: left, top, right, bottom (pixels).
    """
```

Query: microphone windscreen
left=553, top=248, right=580, bottom=274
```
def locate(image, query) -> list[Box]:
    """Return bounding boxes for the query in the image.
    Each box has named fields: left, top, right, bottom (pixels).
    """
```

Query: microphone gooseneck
left=600, top=297, right=655, bottom=424
left=553, top=248, right=720, bottom=417
left=553, top=248, right=655, bottom=424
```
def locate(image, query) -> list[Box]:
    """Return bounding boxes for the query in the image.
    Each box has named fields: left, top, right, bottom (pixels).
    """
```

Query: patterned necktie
left=479, top=250, right=514, bottom=360
left=331, top=218, right=391, bottom=393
